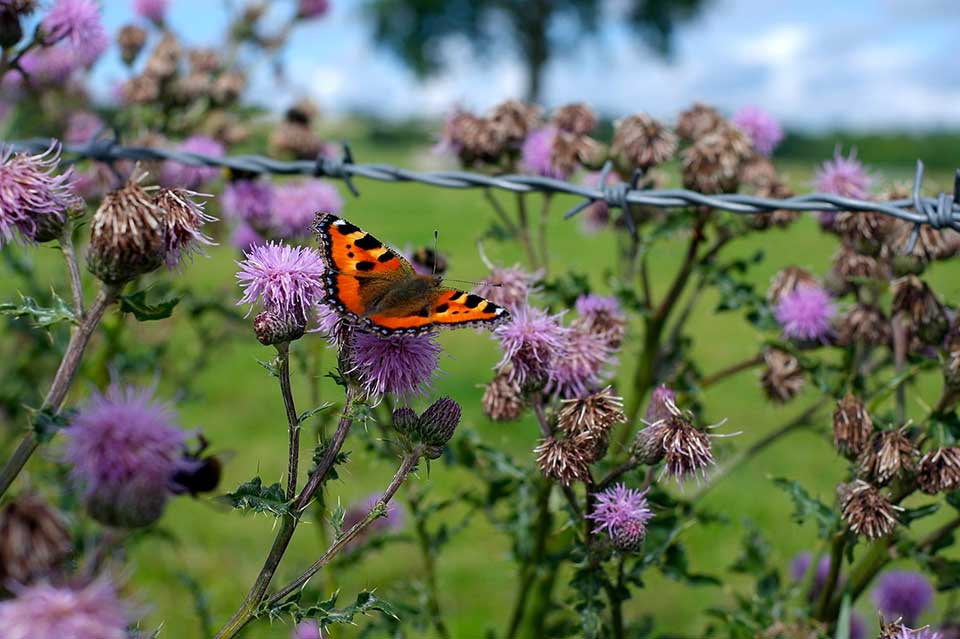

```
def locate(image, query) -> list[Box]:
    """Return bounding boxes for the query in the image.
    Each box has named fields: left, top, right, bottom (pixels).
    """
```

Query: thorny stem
left=60, top=219, right=85, bottom=318
left=0, top=285, right=119, bottom=498
left=603, top=557, right=626, bottom=639
left=484, top=188, right=518, bottom=234
left=266, top=449, right=424, bottom=606
left=596, top=459, right=640, bottom=492
left=699, top=354, right=765, bottom=389
left=516, top=193, right=539, bottom=270
left=213, top=389, right=357, bottom=639
left=276, top=344, right=300, bottom=500
left=815, top=532, right=846, bottom=620
left=408, top=491, right=451, bottom=639
left=537, top=193, right=553, bottom=275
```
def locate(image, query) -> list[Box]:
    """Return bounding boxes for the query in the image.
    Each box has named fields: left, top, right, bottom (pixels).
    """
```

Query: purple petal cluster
left=297, top=0, right=330, bottom=19
left=270, top=179, right=342, bottom=238
left=731, top=105, right=784, bottom=156
left=41, top=0, right=108, bottom=67
left=236, top=242, right=326, bottom=322
left=545, top=327, right=613, bottom=399
left=161, top=136, right=225, bottom=189
left=134, top=0, right=168, bottom=22
left=65, top=384, right=184, bottom=528
left=588, top=483, right=654, bottom=550
left=292, top=620, right=324, bottom=639
left=494, top=306, right=568, bottom=388
left=222, top=179, right=274, bottom=229
left=158, top=188, right=216, bottom=267
left=889, top=625, right=943, bottom=639
left=350, top=331, right=441, bottom=398
left=521, top=126, right=566, bottom=179
left=873, top=570, right=934, bottom=626
left=814, top=148, right=871, bottom=199
left=789, top=551, right=842, bottom=601
left=16, top=47, right=79, bottom=85
left=0, top=143, right=81, bottom=244
left=0, top=577, right=132, bottom=639
left=64, top=111, right=103, bottom=145
left=775, top=285, right=835, bottom=341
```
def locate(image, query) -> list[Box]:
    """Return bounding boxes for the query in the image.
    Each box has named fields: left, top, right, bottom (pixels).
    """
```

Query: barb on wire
left=5, top=137, right=960, bottom=247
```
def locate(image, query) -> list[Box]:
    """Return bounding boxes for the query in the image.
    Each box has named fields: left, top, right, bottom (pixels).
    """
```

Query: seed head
left=675, top=102, right=724, bottom=141
left=558, top=386, right=624, bottom=462
left=837, top=304, right=891, bottom=348
left=0, top=493, right=71, bottom=584
left=832, top=394, right=873, bottom=459
left=482, top=368, right=525, bottom=422
left=534, top=436, right=590, bottom=486
left=892, top=276, right=948, bottom=345
left=835, top=211, right=894, bottom=257
left=858, top=428, right=918, bottom=485
left=551, top=102, right=597, bottom=136
left=840, top=480, right=899, bottom=540
left=611, top=114, right=678, bottom=171
left=681, top=125, right=752, bottom=194
left=490, top=99, right=542, bottom=147
left=916, top=447, right=960, bottom=495
left=761, top=348, right=805, bottom=403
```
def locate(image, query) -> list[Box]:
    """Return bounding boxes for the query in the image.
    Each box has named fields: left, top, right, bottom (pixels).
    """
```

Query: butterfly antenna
left=443, top=277, right=502, bottom=288
left=432, top=230, right=439, bottom=275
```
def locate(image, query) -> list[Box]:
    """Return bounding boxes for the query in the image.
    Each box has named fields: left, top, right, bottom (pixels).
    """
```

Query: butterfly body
left=314, top=213, right=508, bottom=335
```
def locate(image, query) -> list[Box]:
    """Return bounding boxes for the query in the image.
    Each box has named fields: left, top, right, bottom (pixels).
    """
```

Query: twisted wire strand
left=5, top=136, right=960, bottom=234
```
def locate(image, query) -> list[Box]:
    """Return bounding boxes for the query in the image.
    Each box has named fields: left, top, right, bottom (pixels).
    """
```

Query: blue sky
left=94, top=0, right=960, bottom=131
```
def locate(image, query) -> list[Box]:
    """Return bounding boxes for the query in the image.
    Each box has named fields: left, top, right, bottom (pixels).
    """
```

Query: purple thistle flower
left=292, top=620, right=326, bottom=639
left=160, top=136, right=224, bottom=190
left=222, top=179, right=274, bottom=228
left=588, top=483, right=654, bottom=551
left=521, top=126, right=566, bottom=180
left=349, top=330, right=441, bottom=398
left=731, top=105, right=784, bottom=156
left=494, top=306, right=568, bottom=388
left=580, top=170, right=621, bottom=233
left=270, top=179, right=342, bottom=238
left=873, top=570, right=935, bottom=626
left=64, top=111, right=103, bottom=145
left=297, top=0, right=330, bottom=19
left=814, top=148, right=871, bottom=228
left=775, top=284, right=836, bottom=341
left=65, top=384, right=185, bottom=528
left=789, top=551, right=843, bottom=600
left=546, top=326, right=613, bottom=399
left=0, top=576, right=133, bottom=639
left=0, top=143, right=81, bottom=244
left=134, top=0, right=168, bottom=22
left=888, top=625, right=944, bottom=639
left=230, top=222, right=264, bottom=252
left=644, top=385, right=676, bottom=425
left=849, top=612, right=867, bottom=639
left=575, top=293, right=626, bottom=348
left=236, top=242, right=326, bottom=322
left=40, top=0, right=108, bottom=67
left=17, top=46, right=80, bottom=84
left=343, top=492, right=405, bottom=535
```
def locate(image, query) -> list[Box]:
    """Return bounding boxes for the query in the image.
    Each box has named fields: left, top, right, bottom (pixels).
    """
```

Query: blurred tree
left=364, top=0, right=709, bottom=102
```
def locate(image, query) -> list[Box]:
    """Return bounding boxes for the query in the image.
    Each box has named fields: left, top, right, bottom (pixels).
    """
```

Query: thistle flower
left=833, top=394, right=873, bottom=459
left=840, top=480, right=899, bottom=540
left=873, top=570, right=934, bottom=626
left=881, top=623, right=943, bottom=639
left=494, top=306, right=568, bottom=389
left=557, top=387, right=625, bottom=462
left=761, top=348, right=805, bottom=403
left=66, top=384, right=184, bottom=528
left=644, top=384, right=676, bottom=425
left=789, top=551, right=842, bottom=601
left=254, top=310, right=305, bottom=345
left=731, top=105, right=784, bottom=156
left=534, top=436, right=590, bottom=486
left=160, top=136, right=224, bottom=190
left=814, top=148, right=871, bottom=229
left=575, top=294, right=626, bottom=349
left=443, top=112, right=503, bottom=165
left=551, top=102, right=597, bottom=136
left=116, top=24, right=147, bottom=65
left=766, top=267, right=819, bottom=305
left=838, top=304, right=891, bottom=348
left=892, top=276, right=948, bottom=345
left=0, top=493, right=71, bottom=584
left=917, top=447, right=960, bottom=495
left=64, top=111, right=103, bottom=145
left=546, top=324, right=614, bottom=399
left=0, top=143, right=80, bottom=244
left=589, top=483, right=654, bottom=552
left=521, top=126, right=566, bottom=179
left=681, top=125, right=752, bottom=194
left=134, top=0, right=167, bottom=22
left=490, top=100, right=541, bottom=147
left=155, top=187, right=215, bottom=267
left=88, top=171, right=165, bottom=284
left=611, top=114, right=678, bottom=170
left=222, top=178, right=274, bottom=229
left=482, top=368, right=525, bottom=422
left=271, top=179, right=343, bottom=238
left=41, top=0, right=108, bottom=66
left=474, top=266, right=537, bottom=311
left=313, top=301, right=351, bottom=349
left=675, top=102, right=724, bottom=141
left=858, top=428, right=918, bottom=485
left=236, top=242, right=326, bottom=323
left=349, top=330, right=441, bottom=398
left=0, top=576, right=133, bottom=639
left=292, top=620, right=326, bottom=639
left=774, top=285, right=836, bottom=342
left=297, top=0, right=329, bottom=19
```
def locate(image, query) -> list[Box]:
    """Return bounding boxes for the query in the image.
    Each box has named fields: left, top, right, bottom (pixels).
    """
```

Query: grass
left=2, top=148, right=959, bottom=638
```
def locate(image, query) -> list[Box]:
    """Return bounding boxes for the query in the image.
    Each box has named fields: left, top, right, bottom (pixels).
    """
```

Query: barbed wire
left=6, top=136, right=960, bottom=252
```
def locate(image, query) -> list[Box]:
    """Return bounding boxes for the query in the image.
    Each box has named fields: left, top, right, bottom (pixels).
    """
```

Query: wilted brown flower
left=767, top=267, right=819, bottom=305
left=212, top=70, right=246, bottom=104
left=749, top=179, right=800, bottom=230
left=761, top=348, right=805, bottom=403
left=945, top=319, right=960, bottom=390
left=121, top=75, right=160, bottom=105
left=482, top=369, right=525, bottom=422
left=268, top=121, right=325, bottom=160
left=144, top=32, right=181, bottom=80
left=188, top=48, right=221, bottom=73
left=611, top=114, right=678, bottom=171
left=835, top=211, right=893, bottom=257
left=892, top=275, right=948, bottom=345
left=535, top=436, right=591, bottom=486
left=117, top=24, right=147, bottom=66
left=676, top=102, right=724, bottom=141
left=551, top=102, right=597, bottom=136
left=917, top=447, right=960, bottom=494
left=840, top=480, right=899, bottom=540
left=830, top=245, right=891, bottom=285
left=172, top=72, right=212, bottom=103
left=490, top=100, right=541, bottom=147
left=833, top=394, right=873, bottom=459
left=285, top=98, right=320, bottom=126
left=858, top=428, right=917, bottom=485
left=557, top=387, right=625, bottom=461
left=837, top=304, right=891, bottom=347
left=550, top=130, right=601, bottom=176
left=681, top=125, right=751, bottom=194
left=0, top=493, right=72, bottom=585
left=450, top=114, right=505, bottom=165
left=637, top=398, right=719, bottom=482
left=738, top=155, right=779, bottom=188
left=889, top=218, right=960, bottom=264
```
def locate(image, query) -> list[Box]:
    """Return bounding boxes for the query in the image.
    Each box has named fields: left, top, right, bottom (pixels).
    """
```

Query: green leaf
left=330, top=504, right=346, bottom=538
left=31, top=407, right=71, bottom=443
left=222, top=477, right=290, bottom=517
left=730, top=523, right=771, bottom=576
left=118, top=288, right=181, bottom=321
left=257, top=358, right=280, bottom=378
left=900, top=502, right=940, bottom=527
left=264, top=589, right=399, bottom=627
left=772, top=477, right=840, bottom=538
left=298, top=403, right=334, bottom=425
left=835, top=594, right=852, bottom=639
left=0, top=292, right=77, bottom=327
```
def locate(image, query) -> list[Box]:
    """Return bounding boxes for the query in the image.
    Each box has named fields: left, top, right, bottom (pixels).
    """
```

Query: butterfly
left=313, top=213, right=509, bottom=335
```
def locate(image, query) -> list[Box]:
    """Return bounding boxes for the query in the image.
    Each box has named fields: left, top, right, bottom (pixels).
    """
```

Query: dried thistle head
left=611, top=114, right=678, bottom=171
left=857, top=428, right=918, bottom=485
left=551, top=131, right=601, bottom=176
left=268, top=121, right=325, bottom=160
left=837, top=304, right=891, bottom=348
left=761, top=348, right=805, bottom=403
left=453, top=114, right=505, bottom=165
left=676, top=102, right=724, bottom=141
left=117, top=24, right=147, bottom=66
left=840, top=480, right=899, bottom=540
left=534, top=436, right=590, bottom=486
left=551, top=102, right=597, bottom=136
left=830, top=245, right=891, bottom=287
left=490, top=100, right=541, bottom=147
left=889, top=218, right=960, bottom=265
left=638, top=398, right=720, bottom=483
left=738, top=155, right=779, bottom=189
left=557, top=387, right=625, bottom=463
left=748, top=179, right=800, bottom=230
left=833, top=394, right=873, bottom=459
left=681, top=125, right=751, bottom=194
left=945, top=318, right=960, bottom=390
left=767, top=267, right=819, bottom=305
left=834, top=211, right=894, bottom=257
left=892, top=276, right=948, bottom=345
left=0, top=493, right=72, bottom=584
left=482, top=368, right=525, bottom=422
left=144, top=32, right=181, bottom=79
left=916, top=447, right=960, bottom=495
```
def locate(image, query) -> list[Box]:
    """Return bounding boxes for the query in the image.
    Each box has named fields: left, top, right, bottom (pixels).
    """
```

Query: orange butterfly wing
left=363, top=289, right=507, bottom=333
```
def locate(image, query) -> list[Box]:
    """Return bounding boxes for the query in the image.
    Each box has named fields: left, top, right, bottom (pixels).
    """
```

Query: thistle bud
left=0, top=493, right=71, bottom=584
left=88, top=172, right=164, bottom=285
left=832, top=394, right=873, bottom=459
left=839, top=480, right=899, bottom=540
left=117, top=24, right=147, bottom=66
left=417, top=397, right=461, bottom=449
left=630, top=423, right=666, bottom=466
left=916, top=447, right=960, bottom=495
left=253, top=311, right=305, bottom=345
left=391, top=406, right=418, bottom=437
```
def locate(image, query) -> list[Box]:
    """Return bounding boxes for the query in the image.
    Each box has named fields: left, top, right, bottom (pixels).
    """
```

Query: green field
left=2, top=148, right=958, bottom=638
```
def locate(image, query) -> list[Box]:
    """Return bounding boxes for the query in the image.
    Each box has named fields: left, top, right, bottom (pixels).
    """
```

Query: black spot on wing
left=377, top=250, right=395, bottom=263
left=417, top=306, right=430, bottom=318
left=435, top=303, right=449, bottom=313
left=464, top=294, right=483, bottom=309
left=336, top=221, right=360, bottom=235
left=354, top=234, right=383, bottom=250
left=355, top=261, right=376, bottom=272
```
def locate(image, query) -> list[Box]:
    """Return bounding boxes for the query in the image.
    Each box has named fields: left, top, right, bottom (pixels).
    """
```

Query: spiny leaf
left=772, top=477, right=839, bottom=538
left=31, top=407, right=72, bottom=443
left=298, top=402, right=334, bottom=425
left=119, top=288, right=181, bottom=321
left=0, top=292, right=77, bottom=327
left=222, top=477, right=289, bottom=517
